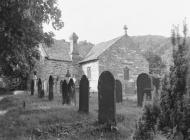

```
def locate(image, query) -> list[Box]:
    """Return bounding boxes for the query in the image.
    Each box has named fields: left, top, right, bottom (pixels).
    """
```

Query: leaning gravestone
left=38, top=78, right=42, bottom=98
left=137, top=73, right=152, bottom=107
left=68, top=79, right=76, bottom=106
left=31, top=80, right=34, bottom=95
left=115, top=79, right=122, bottom=103
left=79, top=75, right=89, bottom=113
left=49, top=75, right=54, bottom=101
left=98, top=71, right=116, bottom=125
left=62, top=80, right=68, bottom=105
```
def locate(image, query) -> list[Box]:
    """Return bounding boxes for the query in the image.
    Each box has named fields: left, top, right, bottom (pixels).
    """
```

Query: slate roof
left=79, top=36, right=122, bottom=63
left=43, top=40, right=71, bottom=61
left=42, top=35, right=138, bottom=63
left=42, top=40, right=93, bottom=61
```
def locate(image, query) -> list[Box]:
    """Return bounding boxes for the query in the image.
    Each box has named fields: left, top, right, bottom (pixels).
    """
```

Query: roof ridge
left=80, top=35, right=123, bottom=63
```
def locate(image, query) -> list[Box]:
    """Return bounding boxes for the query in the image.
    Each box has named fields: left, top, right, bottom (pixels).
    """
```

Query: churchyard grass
left=0, top=92, right=142, bottom=140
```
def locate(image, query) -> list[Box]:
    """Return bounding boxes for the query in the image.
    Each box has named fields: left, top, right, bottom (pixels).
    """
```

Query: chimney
left=69, top=32, right=79, bottom=57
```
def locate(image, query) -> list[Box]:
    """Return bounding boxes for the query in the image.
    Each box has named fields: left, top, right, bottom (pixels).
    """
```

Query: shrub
left=133, top=103, right=160, bottom=140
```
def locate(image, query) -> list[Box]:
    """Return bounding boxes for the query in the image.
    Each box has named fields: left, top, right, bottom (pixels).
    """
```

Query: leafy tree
left=158, top=21, right=189, bottom=138
left=0, top=0, right=63, bottom=88
left=134, top=21, right=190, bottom=140
left=143, top=51, right=166, bottom=75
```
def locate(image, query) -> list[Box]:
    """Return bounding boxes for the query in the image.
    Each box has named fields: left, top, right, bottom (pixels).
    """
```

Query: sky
left=43, top=0, right=190, bottom=44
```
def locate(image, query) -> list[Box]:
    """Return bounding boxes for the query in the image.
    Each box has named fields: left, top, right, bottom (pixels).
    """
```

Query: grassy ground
left=0, top=92, right=142, bottom=140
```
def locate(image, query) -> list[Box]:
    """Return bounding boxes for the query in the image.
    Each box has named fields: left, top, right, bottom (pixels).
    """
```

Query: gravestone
left=38, top=78, right=42, bottom=98
left=98, top=71, right=116, bottom=125
left=68, top=79, right=76, bottom=106
left=60, top=80, right=63, bottom=95
left=152, top=76, right=160, bottom=93
left=62, top=80, right=68, bottom=105
left=137, top=73, right=152, bottom=107
left=115, top=79, right=122, bottom=103
left=49, top=75, right=54, bottom=101
left=152, top=76, right=161, bottom=104
left=79, top=75, right=89, bottom=113
left=41, top=88, right=45, bottom=98
left=31, top=80, right=34, bottom=95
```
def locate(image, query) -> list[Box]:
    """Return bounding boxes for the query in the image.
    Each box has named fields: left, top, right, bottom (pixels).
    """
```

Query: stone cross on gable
left=123, top=25, right=128, bottom=35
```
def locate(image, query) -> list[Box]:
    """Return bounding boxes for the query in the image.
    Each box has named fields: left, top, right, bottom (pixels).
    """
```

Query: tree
left=0, top=0, right=63, bottom=88
left=143, top=51, right=166, bottom=75
left=158, top=21, right=190, bottom=138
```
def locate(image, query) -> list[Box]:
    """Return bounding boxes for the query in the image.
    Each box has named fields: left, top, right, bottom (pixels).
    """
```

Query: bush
left=133, top=103, right=160, bottom=140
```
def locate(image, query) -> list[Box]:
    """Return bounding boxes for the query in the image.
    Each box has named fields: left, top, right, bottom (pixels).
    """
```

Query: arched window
left=124, top=66, right=129, bottom=80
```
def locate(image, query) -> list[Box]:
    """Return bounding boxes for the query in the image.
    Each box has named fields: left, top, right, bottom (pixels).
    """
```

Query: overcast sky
left=43, top=0, right=190, bottom=44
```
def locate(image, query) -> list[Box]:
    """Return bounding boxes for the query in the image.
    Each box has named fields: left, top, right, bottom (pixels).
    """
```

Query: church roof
left=80, top=36, right=122, bottom=63
left=80, top=35, right=138, bottom=63
left=41, top=34, right=138, bottom=63
left=43, top=40, right=71, bottom=61
left=42, top=40, right=93, bottom=62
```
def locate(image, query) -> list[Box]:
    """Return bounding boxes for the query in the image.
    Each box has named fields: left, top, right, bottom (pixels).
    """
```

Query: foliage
left=158, top=74, right=173, bottom=129
left=158, top=21, right=190, bottom=139
left=133, top=104, right=160, bottom=140
left=0, top=0, right=63, bottom=84
left=134, top=21, right=190, bottom=140
left=143, top=51, right=166, bottom=74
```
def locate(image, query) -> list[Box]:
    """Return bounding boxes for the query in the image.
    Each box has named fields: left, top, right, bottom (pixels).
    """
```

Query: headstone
left=98, top=71, right=116, bottom=125
left=49, top=75, right=54, bottom=101
left=31, top=80, right=34, bottom=95
left=152, top=76, right=160, bottom=93
left=60, top=80, right=63, bottom=95
left=137, top=73, right=152, bottom=107
left=62, top=80, right=68, bottom=105
left=38, top=78, right=42, bottom=97
left=68, top=78, right=76, bottom=106
left=115, top=79, right=122, bottom=103
left=79, top=75, right=89, bottom=113
left=41, top=89, right=45, bottom=98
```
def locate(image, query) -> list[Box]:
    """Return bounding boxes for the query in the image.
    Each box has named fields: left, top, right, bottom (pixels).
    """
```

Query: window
left=124, top=66, right=129, bottom=80
left=87, top=67, right=91, bottom=80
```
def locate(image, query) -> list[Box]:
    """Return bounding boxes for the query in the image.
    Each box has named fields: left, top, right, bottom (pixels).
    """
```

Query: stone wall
left=34, top=59, right=74, bottom=96
left=99, top=36, right=149, bottom=94
left=81, top=60, right=99, bottom=92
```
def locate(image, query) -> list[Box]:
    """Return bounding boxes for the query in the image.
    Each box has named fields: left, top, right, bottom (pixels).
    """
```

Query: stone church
left=79, top=32, right=149, bottom=92
left=36, top=29, right=148, bottom=94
